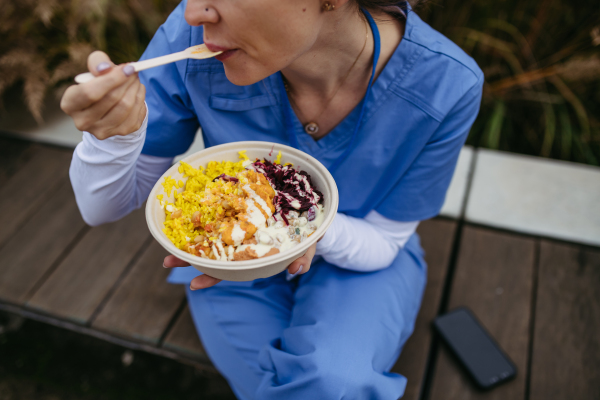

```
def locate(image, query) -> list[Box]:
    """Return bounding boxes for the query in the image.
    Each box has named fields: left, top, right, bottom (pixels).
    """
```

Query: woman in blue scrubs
left=63, top=0, right=483, bottom=398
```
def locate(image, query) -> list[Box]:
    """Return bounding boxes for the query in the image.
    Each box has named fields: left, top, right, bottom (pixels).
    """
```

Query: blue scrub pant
left=172, top=234, right=427, bottom=400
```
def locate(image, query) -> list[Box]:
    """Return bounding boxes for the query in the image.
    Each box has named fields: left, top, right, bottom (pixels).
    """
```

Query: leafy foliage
left=419, top=0, right=600, bottom=165
left=0, top=0, right=179, bottom=123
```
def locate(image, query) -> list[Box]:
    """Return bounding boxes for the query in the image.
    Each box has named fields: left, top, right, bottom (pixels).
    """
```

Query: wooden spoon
left=74, top=44, right=222, bottom=84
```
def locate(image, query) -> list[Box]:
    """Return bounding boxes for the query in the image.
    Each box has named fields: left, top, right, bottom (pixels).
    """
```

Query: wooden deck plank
left=162, top=304, right=209, bottom=362
left=391, top=219, right=457, bottom=400
left=0, top=145, right=73, bottom=248
left=529, top=241, right=600, bottom=400
left=428, top=226, right=535, bottom=400
left=27, top=207, right=150, bottom=324
left=0, top=178, right=86, bottom=304
left=92, top=240, right=185, bottom=344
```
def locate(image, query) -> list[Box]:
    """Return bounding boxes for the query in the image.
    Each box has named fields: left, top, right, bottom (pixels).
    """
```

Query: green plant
left=0, top=0, right=179, bottom=123
left=2, top=0, right=599, bottom=166
left=419, top=0, right=600, bottom=165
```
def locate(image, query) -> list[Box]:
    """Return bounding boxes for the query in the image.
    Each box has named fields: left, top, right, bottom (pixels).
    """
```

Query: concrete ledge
left=440, top=146, right=473, bottom=219
left=466, top=149, right=600, bottom=247
left=0, top=96, right=82, bottom=148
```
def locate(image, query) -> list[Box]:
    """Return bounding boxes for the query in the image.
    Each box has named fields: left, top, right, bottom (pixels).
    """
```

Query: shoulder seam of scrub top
left=389, top=71, right=484, bottom=124
left=389, top=89, right=444, bottom=122
left=401, top=36, right=482, bottom=80
left=401, top=8, right=481, bottom=80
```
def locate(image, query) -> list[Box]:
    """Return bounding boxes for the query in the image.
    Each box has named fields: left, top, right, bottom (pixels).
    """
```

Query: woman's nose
left=184, top=1, right=220, bottom=26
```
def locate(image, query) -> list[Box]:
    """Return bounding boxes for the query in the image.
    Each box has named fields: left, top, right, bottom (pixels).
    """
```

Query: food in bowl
left=158, top=151, right=325, bottom=262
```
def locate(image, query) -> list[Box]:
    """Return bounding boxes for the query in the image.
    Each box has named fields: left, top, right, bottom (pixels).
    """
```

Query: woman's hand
left=163, top=242, right=318, bottom=290
left=285, top=241, right=317, bottom=279
left=60, top=51, right=147, bottom=140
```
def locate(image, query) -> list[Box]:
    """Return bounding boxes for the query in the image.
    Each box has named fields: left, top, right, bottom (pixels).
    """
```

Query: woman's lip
left=204, top=42, right=232, bottom=53
left=215, top=49, right=238, bottom=62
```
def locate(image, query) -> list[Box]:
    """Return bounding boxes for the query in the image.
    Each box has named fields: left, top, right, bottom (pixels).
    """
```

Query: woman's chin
left=223, top=65, right=269, bottom=87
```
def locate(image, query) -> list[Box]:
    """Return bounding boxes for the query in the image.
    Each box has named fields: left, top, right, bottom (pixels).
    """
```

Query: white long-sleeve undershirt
left=69, top=112, right=418, bottom=272
left=315, top=212, right=418, bottom=271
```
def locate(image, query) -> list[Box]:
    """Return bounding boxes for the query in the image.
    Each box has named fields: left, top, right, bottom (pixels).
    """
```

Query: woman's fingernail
left=286, top=265, right=304, bottom=281
left=190, top=284, right=198, bottom=291
left=123, top=65, right=135, bottom=76
left=162, top=263, right=168, bottom=268
left=96, top=62, right=111, bottom=73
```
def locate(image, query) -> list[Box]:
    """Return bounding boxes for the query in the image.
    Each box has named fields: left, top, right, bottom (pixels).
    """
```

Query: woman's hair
left=353, top=0, right=425, bottom=19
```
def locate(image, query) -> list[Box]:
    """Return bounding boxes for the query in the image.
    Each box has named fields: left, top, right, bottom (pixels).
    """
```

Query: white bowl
left=146, top=141, right=339, bottom=281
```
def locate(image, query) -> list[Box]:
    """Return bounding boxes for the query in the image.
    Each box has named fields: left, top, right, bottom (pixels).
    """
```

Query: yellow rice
left=159, top=150, right=287, bottom=251
left=159, top=151, right=251, bottom=250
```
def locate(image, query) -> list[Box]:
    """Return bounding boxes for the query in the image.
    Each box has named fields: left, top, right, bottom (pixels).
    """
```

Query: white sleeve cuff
left=71, top=102, right=158, bottom=226
left=315, top=211, right=419, bottom=272
left=80, top=102, right=149, bottom=154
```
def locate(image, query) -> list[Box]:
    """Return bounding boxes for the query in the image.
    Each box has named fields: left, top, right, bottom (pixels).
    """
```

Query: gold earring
left=321, top=1, right=335, bottom=11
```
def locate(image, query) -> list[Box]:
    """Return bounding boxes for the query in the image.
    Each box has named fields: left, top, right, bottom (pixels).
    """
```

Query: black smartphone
left=433, top=307, right=517, bottom=389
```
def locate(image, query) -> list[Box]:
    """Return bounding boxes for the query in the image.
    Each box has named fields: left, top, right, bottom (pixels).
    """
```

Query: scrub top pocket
left=207, top=70, right=277, bottom=112
left=210, top=94, right=275, bottom=112
left=184, top=71, right=284, bottom=146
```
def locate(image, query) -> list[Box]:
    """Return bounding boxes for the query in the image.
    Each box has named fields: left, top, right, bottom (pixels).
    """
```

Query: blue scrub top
left=139, top=1, right=483, bottom=222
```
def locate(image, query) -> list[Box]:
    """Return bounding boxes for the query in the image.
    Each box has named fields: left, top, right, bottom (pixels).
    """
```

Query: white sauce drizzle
left=215, top=240, right=228, bottom=261
left=231, top=223, right=246, bottom=246
left=281, top=192, right=299, bottom=207
left=244, top=198, right=267, bottom=228
left=242, top=184, right=272, bottom=217
left=245, top=204, right=326, bottom=255
left=237, top=243, right=274, bottom=257
left=312, top=191, right=321, bottom=203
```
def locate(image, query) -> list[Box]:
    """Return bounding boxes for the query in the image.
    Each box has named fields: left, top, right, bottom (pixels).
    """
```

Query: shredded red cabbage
left=251, top=159, right=324, bottom=225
